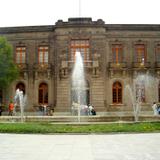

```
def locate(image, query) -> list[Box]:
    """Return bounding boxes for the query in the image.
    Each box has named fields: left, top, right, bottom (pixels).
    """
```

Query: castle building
left=0, top=18, right=160, bottom=114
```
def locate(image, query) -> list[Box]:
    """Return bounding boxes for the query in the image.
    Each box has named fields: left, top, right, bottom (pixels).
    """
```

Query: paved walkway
left=0, top=133, right=160, bottom=160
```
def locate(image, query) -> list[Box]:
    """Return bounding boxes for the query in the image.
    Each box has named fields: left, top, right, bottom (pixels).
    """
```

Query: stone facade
left=0, top=17, right=160, bottom=114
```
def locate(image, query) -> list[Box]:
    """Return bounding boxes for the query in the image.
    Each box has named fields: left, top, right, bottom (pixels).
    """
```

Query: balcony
left=59, top=60, right=100, bottom=78
left=33, top=63, right=53, bottom=79
left=33, top=63, right=52, bottom=70
left=155, top=62, right=160, bottom=68
left=132, top=62, right=150, bottom=68
left=69, top=61, right=93, bottom=68
left=16, top=63, right=28, bottom=70
left=108, top=62, right=127, bottom=78
left=109, top=62, right=127, bottom=69
left=61, top=60, right=94, bottom=69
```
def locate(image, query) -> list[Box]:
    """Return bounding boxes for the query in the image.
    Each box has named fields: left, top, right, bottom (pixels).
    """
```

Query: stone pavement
left=0, top=133, right=160, bottom=160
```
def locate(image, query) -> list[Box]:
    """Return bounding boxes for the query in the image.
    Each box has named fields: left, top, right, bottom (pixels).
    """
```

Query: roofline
left=0, top=25, right=54, bottom=34
left=106, top=24, right=160, bottom=31
left=1, top=22, right=160, bottom=34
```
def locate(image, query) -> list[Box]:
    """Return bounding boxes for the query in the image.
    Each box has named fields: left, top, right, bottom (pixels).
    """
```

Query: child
left=8, top=101, right=14, bottom=116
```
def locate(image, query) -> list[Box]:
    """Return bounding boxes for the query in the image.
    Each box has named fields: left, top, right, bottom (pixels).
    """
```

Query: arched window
left=112, top=82, right=122, bottom=104
left=16, top=82, right=25, bottom=95
left=38, top=83, right=48, bottom=105
left=136, top=81, right=145, bottom=103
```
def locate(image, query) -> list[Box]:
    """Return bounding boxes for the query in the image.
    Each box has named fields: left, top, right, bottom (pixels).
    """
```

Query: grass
left=0, top=122, right=160, bottom=134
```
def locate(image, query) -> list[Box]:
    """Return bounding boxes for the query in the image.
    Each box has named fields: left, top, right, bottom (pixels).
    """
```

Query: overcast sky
left=0, top=0, right=160, bottom=27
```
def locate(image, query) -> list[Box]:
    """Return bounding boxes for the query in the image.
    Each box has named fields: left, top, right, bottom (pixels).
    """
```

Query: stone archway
left=16, top=82, right=25, bottom=94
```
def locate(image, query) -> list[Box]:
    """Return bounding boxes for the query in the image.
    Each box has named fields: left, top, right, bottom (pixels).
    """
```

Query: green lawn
left=0, top=122, right=160, bottom=134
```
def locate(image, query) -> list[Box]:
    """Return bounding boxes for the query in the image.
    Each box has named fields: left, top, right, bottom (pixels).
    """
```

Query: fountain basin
left=0, top=115, right=160, bottom=123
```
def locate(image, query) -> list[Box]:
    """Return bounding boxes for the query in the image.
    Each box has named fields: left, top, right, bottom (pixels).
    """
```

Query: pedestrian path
left=0, top=133, right=160, bottom=160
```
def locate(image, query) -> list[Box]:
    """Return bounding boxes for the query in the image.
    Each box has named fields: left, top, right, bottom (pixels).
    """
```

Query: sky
left=0, top=0, right=160, bottom=27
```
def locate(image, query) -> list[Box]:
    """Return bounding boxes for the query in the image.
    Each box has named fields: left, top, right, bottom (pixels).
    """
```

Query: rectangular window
left=70, top=40, right=90, bottom=61
left=135, top=44, right=146, bottom=62
left=16, top=47, right=26, bottom=64
left=38, top=46, right=49, bottom=63
left=155, top=45, right=160, bottom=62
left=112, top=44, right=123, bottom=63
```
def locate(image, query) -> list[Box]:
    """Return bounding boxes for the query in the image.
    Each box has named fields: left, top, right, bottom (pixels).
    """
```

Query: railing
left=16, top=63, right=28, bottom=70
left=66, top=60, right=94, bottom=68
left=33, top=63, right=52, bottom=70
left=155, top=62, right=160, bottom=68
left=132, top=62, right=150, bottom=68
left=109, top=62, right=127, bottom=68
left=60, top=60, right=99, bottom=78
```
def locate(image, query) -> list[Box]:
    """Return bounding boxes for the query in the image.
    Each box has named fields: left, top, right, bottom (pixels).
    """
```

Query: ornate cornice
left=1, top=18, right=160, bottom=34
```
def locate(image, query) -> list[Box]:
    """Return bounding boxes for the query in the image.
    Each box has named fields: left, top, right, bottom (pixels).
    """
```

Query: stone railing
left=59, top=60, right=100, bottom=78
left=155, top=62, right=160, bottom=68
left=33, top=63, right=52, bottom=70
left=132, top=62, right=150, bottom=68
left=33, top=63, right=53, bottom=79
left=16, top=63, right=28, bottom=70
left=109, top=62, right=127, bottom=69
left=67, top=60, right=94, bottom=68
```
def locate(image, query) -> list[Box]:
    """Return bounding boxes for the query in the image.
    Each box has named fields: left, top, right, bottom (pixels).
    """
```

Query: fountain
left=72, top=51, right=86, bottom=122
left=125, top=83, right=143, bottom=122
left=14, top=88, right=26, bottom=122
left=125, top=71, right=155, bottom=122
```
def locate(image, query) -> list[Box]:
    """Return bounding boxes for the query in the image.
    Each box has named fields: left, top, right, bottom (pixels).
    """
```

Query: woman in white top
left=152, top=102, right=158, bottom=115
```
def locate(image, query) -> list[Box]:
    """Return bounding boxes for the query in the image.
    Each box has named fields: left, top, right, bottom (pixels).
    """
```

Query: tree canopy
left=0, top=37, right=19, bottom=89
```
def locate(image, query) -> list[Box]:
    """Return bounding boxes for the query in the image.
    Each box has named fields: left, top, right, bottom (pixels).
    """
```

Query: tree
left=0, top=37, right=19, bottom=89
